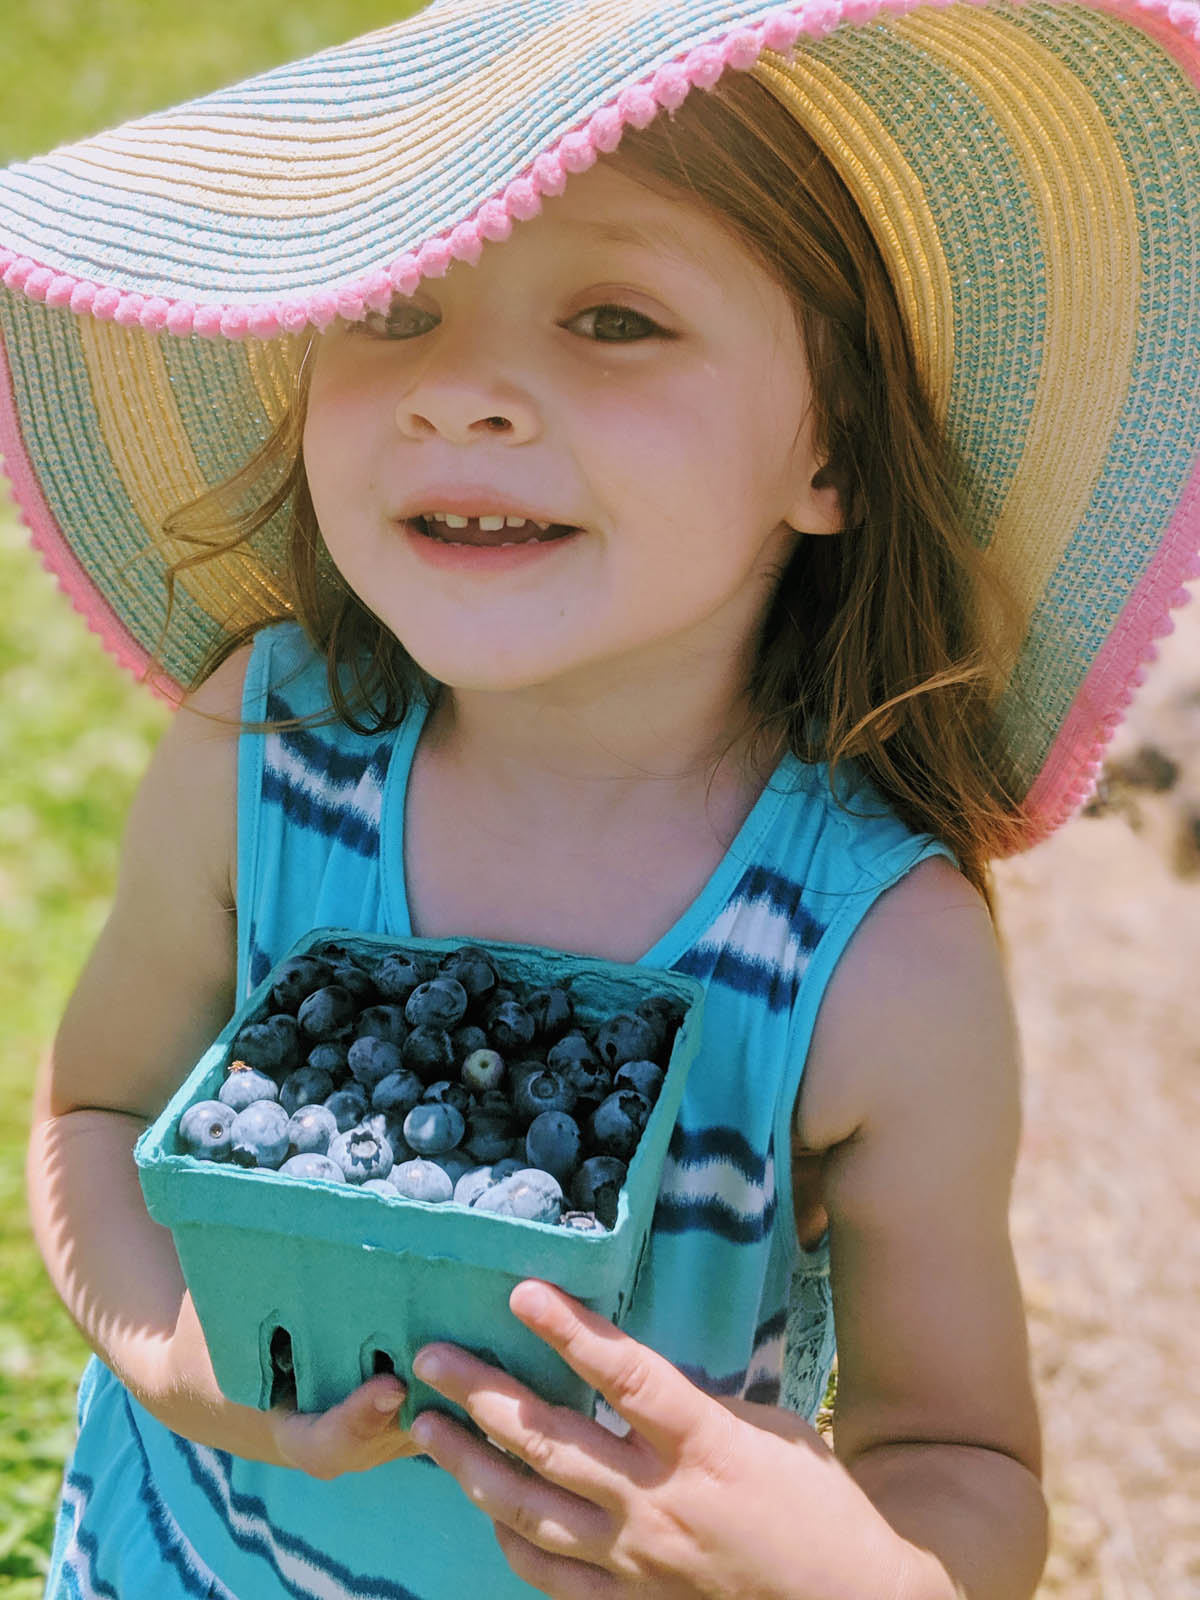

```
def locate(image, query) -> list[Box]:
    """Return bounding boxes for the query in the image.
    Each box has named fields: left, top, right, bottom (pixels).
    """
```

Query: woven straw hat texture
left=0, top=0, right=1198, bottom=850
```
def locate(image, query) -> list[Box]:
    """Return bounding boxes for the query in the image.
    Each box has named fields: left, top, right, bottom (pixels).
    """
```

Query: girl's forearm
left=849, top=1439, right=1049, bottom=1600
left=26, top=1105, right=288, bottom=1460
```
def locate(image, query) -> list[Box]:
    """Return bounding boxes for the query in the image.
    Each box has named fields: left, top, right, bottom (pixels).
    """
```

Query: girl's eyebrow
left=564, top=216, right=706, bottom=270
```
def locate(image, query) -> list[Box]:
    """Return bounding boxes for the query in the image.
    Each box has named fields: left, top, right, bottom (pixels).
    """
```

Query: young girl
left=4, top=1, right=1199, bottom=1595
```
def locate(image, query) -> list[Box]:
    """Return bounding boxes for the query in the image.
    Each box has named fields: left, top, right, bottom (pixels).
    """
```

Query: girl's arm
left=401, top=855, right=1048, bottom=1599
left=796, top=852, right=1049, bottom=1596
left=26, top=647, right=418, bottom=1476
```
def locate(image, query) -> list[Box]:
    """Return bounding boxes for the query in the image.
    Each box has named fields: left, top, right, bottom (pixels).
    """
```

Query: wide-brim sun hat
left=1, top=0, right=1198, bottom=851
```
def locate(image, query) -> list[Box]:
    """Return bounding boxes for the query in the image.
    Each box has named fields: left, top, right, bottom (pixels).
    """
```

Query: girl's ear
left=788, top=459, right=849, bottom=538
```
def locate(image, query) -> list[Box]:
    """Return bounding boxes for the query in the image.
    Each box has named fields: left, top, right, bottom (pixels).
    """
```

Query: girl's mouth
left=411, top=515, right=580, bottom=548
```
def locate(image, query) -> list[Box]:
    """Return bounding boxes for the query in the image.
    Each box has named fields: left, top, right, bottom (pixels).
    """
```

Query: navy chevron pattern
left=673, top=861, right=825, bottom=1014
left=652, top=1123, right=777, bottom=1243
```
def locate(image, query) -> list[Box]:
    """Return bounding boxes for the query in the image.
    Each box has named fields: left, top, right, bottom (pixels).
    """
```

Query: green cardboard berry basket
left=135, top=928, right=703, bottom=1431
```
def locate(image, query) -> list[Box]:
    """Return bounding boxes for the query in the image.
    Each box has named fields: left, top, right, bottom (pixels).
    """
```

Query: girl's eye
left=568, top=304, right=665, bottom=342
left=352, top=301, right=667, bottom=342
left=356, top=303, right=436, bottom=339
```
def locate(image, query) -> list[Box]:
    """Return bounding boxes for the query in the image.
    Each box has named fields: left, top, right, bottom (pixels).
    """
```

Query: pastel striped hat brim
left=1, top=0, right=1199, bottom=852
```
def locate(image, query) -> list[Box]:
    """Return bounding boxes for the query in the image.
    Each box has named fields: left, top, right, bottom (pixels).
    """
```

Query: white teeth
left=424, top=510, right=554, bottom=532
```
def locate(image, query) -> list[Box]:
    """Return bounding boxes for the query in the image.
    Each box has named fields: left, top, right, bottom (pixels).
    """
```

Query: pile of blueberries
left=176, top=941, right=685, bottom=1231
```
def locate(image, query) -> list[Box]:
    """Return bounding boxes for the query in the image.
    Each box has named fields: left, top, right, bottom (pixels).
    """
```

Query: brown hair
left=162, top=71, right=1028, bottom=906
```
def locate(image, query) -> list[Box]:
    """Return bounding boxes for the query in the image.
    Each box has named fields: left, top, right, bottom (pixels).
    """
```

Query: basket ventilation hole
left=372, top=1350, right=395, bottom=1377
left=269, top=1326, right=295, bottom=1406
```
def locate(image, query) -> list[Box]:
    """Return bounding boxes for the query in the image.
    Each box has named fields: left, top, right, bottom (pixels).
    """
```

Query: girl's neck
left=423, top=653, right=780, bottom=824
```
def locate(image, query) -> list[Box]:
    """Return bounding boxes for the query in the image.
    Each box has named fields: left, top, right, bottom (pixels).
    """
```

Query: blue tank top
left=47, top=623, right=955, bottom=1600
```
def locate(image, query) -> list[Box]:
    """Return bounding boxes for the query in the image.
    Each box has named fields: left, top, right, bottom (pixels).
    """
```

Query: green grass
left=0, top=3, right=419, bottom=1583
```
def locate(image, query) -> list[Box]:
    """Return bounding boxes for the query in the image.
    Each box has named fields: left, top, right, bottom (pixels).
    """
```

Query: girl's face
left=303, top=160, right=841, bottom=697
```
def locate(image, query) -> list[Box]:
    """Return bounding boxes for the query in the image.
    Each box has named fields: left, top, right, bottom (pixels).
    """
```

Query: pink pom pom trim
left=449, top=221, right=483, bottom=264
left=165, top=302, right=195, bottom=337
left=532, top=150, right=568, bottom=195
left=416, top=238, right=453, bottom=278
left=476, top=199, right=513, bottom=242
left=617, top=85, right=658, bottom=129
left=138, top=297, right=171, bottom=332
left=651, top=63, right=691, bottom=109
left=387, top=256, right=421, bottom=296
left=46, top=274, right=77, bottom=309
left=505, top=177, right=542, bottom=221
left=91, top=287, right=122, bottom=319
left=68, top=282, right=97, bottom=316
left=561, top=129, right=599, bottom=173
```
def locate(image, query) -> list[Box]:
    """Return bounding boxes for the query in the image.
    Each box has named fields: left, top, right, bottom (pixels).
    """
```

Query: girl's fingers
left=412, top=1410, right=613, bottom=1563
left=493, top=1521, right=623, bottom=1600
left=410, top=1344, right=631, bottom=1506
left=273, top=1376, right=418, bottom=1477
left=508, top=1280, right=725, bottom=1463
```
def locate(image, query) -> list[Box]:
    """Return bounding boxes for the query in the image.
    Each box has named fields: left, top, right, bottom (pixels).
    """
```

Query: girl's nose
left=393, top=328, right=541, bottom=445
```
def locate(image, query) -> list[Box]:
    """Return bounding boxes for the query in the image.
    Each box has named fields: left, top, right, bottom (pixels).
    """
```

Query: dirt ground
left=993, top=588, right=1200, bottom=1597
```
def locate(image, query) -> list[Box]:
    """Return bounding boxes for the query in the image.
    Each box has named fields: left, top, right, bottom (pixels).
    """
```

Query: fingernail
left=513, top=1281, right=548, bottom=1318
left=412, top=1350, right=442, bottom=1381
left=411, top=1415, right=434, bottom=1447
left=374, top=1385, right=404, bottom=1414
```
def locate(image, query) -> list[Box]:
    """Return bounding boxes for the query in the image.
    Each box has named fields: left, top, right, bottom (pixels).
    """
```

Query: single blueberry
left=486, top=999, right=535, bottom=1054
left=593, top=1013, right=659, bottom=1070
left=613, top=1059, right=665, bottom=1105
left=353, top=1004, right=408, bottom=1047
left=297, top=984, right=357, bottom=1042
left=278, top=1065, right=334, bottom=1117
left=325, top=1084, right=370, bottom=1132
left=403, top=1101, right=466, bottom=1156
left=570, top=1155, right=627, bottom=1229
left=329, top=1123, right=394, bottom=1183
left=560, top=1056, right=613, bottom=1109
left=268, top=955, right=334, bottom=1015
left=430, top=1150, right=475, bottom=1188
left=546, top=1031, right=599, bottom=1076
left=636, top=992, right=686, bottom=1054
left=561, top=1210, right=607, bottom=1234
left=453, top=1166, right=499, bottom=1207
left=326, top=959, right=377, bottom=1007
left=179, top=1100, right=236, bottom=1161
left=374, top=950, right=434, bottom=1004
left=525, top=1111, right=582, bottom=1185
left=230, top=1100, right=291, bottom=1168
left=359, top=1177, right=399, bottom=1196
left=452, top=1023, right=490, bottom=1060
left=437, top=946, right=498, bottom=1004
left=389, top=1159, right=454, bottom=1203
left=347, top=1035, right=404, bottom=1093
left=306, top=1041, right=350, bottom=1080
left=422, top=1079, right=472, bottom=1116
left=461, top=1116, right=512, bottom=1165
left=525, top=987, right=575, bottom=1042
left=461, top=1048, right=505, bottom=1095
left=514, top=1068, right=576, bottom=1124
left=218, top=1066, right=279, bottom=1112
left=588, top=1091, right=651, bottom=1162
left=370, top=1068, right=423, bottom=1118
left=474, top=1169, right=563, bottom=1225
left=405, top=977, right=469, bottom=1031
left=401, top=1025, right=456, bottom=1084
left=230, top=1015, right=301, bottom=1077
left=287, top=1102, right=339, bottom=1156
left=491, top=1156, right=526, bottom=1180
left=278, top=1151, right=345, bottom=1183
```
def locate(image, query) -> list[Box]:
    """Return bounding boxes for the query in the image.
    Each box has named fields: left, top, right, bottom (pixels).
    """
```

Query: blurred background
left=0, top=4, right=1196, bottom=1594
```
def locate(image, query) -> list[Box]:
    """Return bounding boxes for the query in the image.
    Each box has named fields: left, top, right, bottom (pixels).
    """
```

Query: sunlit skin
left=303, top=160, right=843, bottom=755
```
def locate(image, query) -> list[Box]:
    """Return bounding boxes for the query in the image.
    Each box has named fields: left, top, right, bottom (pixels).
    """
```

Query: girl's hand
left=408, top=1280, right=915, bottom=1599
left=163, top=1290, right=425, bottom=1478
